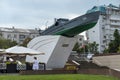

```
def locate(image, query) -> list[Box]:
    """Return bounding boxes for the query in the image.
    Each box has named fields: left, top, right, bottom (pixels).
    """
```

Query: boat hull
left=54, top=22, right=96, bottom=37
left=42, top=11, right=100, bottom=37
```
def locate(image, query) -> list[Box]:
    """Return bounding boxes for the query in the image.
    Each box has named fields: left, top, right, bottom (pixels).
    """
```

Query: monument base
left=26, top=35, right=77, bottom=69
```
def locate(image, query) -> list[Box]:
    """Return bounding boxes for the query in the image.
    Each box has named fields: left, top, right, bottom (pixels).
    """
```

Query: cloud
left=0, top=0, right=119, bottom=29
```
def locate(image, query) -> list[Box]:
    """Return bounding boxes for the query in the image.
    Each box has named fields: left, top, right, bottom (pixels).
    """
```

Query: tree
left=117, top=46, right=120, bottom=53
left=108, top=29, right=120, bottom=53
left=108, top=41, right=115, bottom=53
left=0, top=38, right=17, bottom=49
left=88, top=42, right=99, bottom=54
left=72, top=41, right=99, bottom=54
left=72, top=42, right=80, bottom=52
left=72, top=42, right=85, bottom=53
left=20, top=37, right=32, bottom=47
left=103, top=48, right=109, bottom=53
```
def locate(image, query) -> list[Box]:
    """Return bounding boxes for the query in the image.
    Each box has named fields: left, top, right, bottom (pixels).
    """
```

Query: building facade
left=0, top=27, right=40, bottom=44
left=86, top=4, right=120, bottom=53
left=76, top=35, right=85, bottom=47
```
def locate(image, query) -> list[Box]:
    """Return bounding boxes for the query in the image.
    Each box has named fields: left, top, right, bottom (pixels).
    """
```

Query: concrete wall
left=20, top=69, right=120, bottom=79
left=93, top=54, right=120, bottom=70
left=26, top=35, right=77, bottom=69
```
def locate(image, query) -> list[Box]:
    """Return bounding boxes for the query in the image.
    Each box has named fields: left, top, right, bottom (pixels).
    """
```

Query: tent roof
left=5, top=46, right=45, bottom=55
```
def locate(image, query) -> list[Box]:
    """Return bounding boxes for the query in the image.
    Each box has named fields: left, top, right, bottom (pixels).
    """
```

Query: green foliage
left=88, top=42, right=99, bottom=54
left=72, top=42, right=80, bottom=52
left=117, top=46, right=120, bottom=53
left=78, top=48, right=84, bottom=53
left=0, top=38, right=17, bottom=49
left=72, top=42, right=99, bottom=54
left=0, top=74, right=117, bottom=80
left=103, top=48, right=109, bottom=54
left=20, top=37, right=32, bottom=47
left=108, top=29, right=120, bottom=53
left=72, top=42, right=86, bottom=53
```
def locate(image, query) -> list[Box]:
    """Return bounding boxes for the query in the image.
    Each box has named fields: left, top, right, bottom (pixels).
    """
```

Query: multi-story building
left=86, top=4, right=120, bottom=53
left=76, top=35, right=84, bottom=47
left=0, top=27, right=40, bottom=44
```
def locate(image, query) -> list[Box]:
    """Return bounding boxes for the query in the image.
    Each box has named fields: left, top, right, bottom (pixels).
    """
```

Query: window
left=102, top=27, right=105, bottom=29
left=14, top=35, right=17, bottom=38
left=19, top=35, right=26, bottom=39
left=104, top=36, right=106, bottom=38
left=7, top=34, right=11, bottom=39
left=103, top=40, right=106, bottom=43
left=79, top=38, right=82, bottom=41
left=32, top=35, right=35, bottom=38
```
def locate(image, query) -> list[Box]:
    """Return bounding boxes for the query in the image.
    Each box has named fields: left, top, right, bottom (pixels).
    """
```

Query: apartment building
left=86, top=4, right=120, bottom=53
left=0, top=27, right=40, bottom=44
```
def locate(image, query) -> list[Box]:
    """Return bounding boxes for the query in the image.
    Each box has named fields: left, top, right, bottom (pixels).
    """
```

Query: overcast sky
left=0, top=0, right=119, bottom=30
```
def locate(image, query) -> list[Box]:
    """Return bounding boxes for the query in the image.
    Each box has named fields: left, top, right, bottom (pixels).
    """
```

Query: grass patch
left=0, top=74, right=118, bottom=80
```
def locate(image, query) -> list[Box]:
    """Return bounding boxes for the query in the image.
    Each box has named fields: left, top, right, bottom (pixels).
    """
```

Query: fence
left=0, top=63, right=45, bottom=73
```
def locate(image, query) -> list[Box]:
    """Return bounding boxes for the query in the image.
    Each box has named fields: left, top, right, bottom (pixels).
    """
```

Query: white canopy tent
left=5, top=46, right=45, bottom=55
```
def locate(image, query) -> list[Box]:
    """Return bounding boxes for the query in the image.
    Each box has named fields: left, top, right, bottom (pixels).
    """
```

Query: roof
left=5, top=45, right=45, bottom=55
left=86, top=4, right=119, bottom=14
left=108, top=4, right=119, bottom=8
left=86, top=5, right=106, bottom=14
left=0, top=27, right=39, bottom=34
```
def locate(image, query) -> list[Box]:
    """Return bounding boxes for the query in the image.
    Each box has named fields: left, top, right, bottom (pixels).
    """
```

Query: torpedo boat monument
left=26, top=10, right=100, bottom=70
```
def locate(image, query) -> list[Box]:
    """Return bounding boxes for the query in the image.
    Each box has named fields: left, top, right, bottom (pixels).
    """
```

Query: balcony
left=110, top=16, right=120, bottom=21
left=110, top=22, right=120, bottom=26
